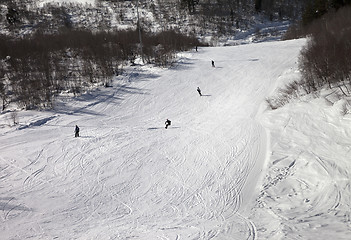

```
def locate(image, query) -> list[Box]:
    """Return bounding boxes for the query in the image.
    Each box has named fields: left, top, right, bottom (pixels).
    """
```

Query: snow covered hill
left=1, top=38, right=351, bottom=239
left=250, top=96, right=351, bottom=239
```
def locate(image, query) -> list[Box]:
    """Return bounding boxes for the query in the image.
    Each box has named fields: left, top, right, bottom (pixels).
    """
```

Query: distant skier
left=212, top=60, right=215, bottom=67
left=75, top=125, right=80, bottom=137
left=195, top=46, right=198, bottom=52
left=165, top=119, right=171, bottom=129
left=197, top=87, right=202, bottom=96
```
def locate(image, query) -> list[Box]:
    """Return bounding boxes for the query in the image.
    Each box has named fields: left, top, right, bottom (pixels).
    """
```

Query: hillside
left=1, top=1, right=351, bottom=239
left=0, top=37, right=340, bottom=239
left=0, top=0, right=293, bottom=44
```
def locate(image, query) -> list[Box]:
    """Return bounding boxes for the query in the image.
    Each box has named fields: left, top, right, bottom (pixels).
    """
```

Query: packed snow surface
left=1, top=39, right=351, bottom=239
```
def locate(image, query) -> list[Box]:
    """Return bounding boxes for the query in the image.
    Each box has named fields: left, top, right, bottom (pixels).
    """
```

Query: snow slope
left=250, top=96, right=351, bottom=239
left=3, top=38, right=350, bottom=239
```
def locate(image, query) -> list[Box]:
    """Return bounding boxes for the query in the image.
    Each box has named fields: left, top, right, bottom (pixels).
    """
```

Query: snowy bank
left=250, top=94, right=351, bottom=239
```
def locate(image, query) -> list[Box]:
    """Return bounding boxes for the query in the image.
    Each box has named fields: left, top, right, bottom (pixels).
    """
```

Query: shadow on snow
left=54, top=69, right=159, bottom=117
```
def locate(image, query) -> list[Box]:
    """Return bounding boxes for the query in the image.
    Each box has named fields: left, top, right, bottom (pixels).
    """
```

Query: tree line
left=0, top=29, right=200, bottom=111
left=1, top=0, right=315, bottom=41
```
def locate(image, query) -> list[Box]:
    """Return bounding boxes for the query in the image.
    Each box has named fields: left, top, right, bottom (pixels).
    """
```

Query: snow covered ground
left=38, top=0, right=96, bottom=7
left=1, top=38, right=351, bottom=239
left=250, top=96, right=351, bottom=239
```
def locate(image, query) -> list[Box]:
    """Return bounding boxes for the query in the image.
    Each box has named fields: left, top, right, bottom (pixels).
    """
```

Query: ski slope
left=3, top=38, right=347, bottom=239
left=250, top=97, right=351, bottom=240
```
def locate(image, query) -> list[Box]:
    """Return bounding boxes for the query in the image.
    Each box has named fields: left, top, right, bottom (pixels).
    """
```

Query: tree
left=181, top=0, right=199, bottom=13
left=255, top=0, right=262, bottom=12
left=299, top=6, right=351, bottom=95
left=0, top=80, right=7, bottom=111
left=6, top=7, right=19, bottom=25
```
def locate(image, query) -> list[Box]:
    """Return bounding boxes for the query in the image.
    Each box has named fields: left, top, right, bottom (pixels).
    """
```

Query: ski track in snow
left=0, top=39, right=306, bottom=239
left=251, top=97, right=351, bottom=239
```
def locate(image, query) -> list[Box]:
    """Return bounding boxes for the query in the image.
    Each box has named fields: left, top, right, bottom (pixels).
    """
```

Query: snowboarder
left=195, top=46, right=198, bottom=52
left=212, top=60, right=215, bottom=67
left=165, top=119, right=171, bottom=129
left=75, top=125, right=80, bottom=137
left=197, top=87, right=202, bottom=96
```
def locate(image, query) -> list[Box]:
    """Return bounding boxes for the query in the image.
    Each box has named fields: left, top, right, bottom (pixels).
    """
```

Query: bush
left=266, top=80, right=300, bottom=109
left=299, top=6, right=351, bottom=95
left=272, top=6, right=351, bottom=110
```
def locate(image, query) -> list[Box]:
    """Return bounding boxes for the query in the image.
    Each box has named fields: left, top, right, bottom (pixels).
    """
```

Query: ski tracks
left=155, top=116, right=262, bottom=239
left=1, top=40, right=309, bottom=239
left=252, top=100, right=351, bottom=239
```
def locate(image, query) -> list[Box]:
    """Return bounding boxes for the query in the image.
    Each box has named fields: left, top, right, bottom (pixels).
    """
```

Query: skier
left=165, top=119, right=171, bottom=129
left=75, top=125, right=80, bottom=137
left=197, top=87, right=202, bottom=96
left=211, top=60, right=215, bottom=67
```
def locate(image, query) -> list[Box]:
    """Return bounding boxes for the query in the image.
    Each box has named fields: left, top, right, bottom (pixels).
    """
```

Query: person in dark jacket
left=197, top=87, right=202, bottom=96
left=165, top=119, right=171, bottom=129
left=75, top=125, right=80, bottom=137
left=211, top=60, right=215, bottom=67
